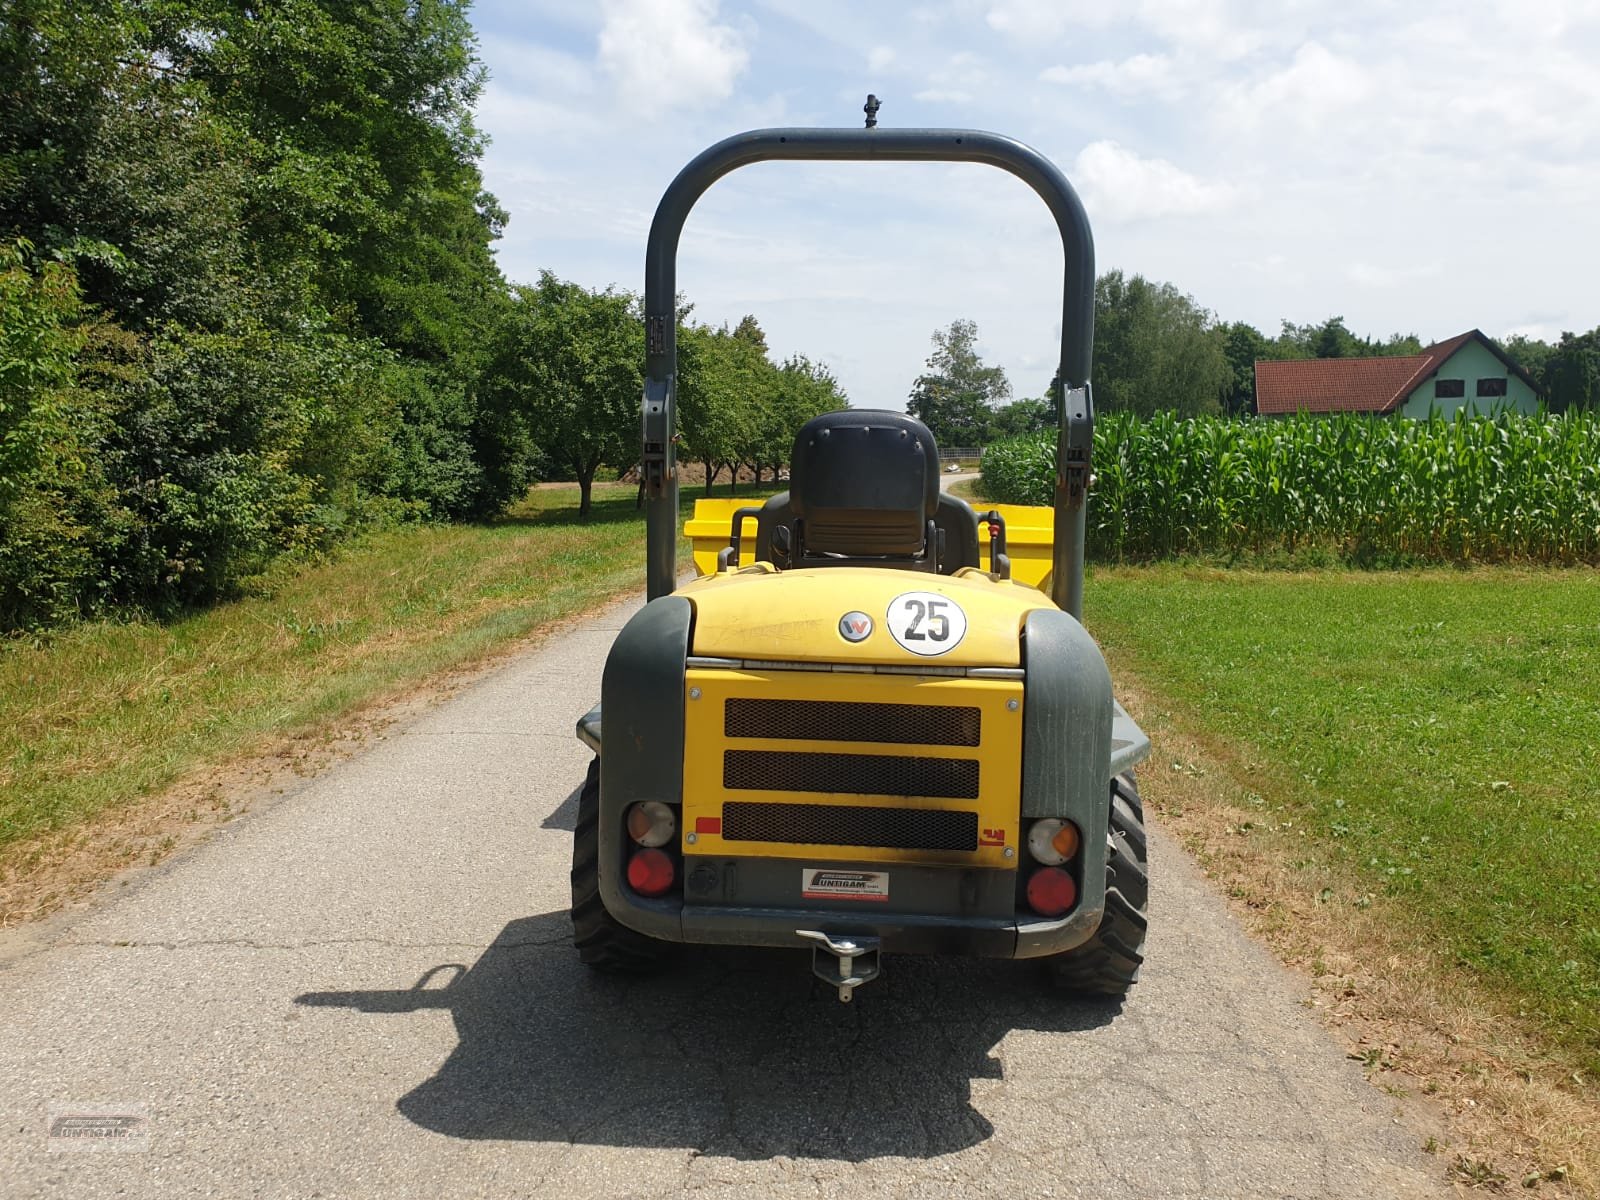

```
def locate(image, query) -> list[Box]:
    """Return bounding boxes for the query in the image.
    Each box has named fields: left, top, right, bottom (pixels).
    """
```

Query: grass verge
left=1089, top=564, right=1599, bottom=1191
left=0, top=483, right=678, bottom=924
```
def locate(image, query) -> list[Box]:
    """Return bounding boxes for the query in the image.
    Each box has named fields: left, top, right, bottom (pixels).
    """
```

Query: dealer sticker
left=802, top=868, right=890, bottom=902
left=885, top=591, right=967, bottom=656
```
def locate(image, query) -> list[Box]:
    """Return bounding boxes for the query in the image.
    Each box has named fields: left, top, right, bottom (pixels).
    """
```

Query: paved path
left=0, top=595, right=1448, bottom=1199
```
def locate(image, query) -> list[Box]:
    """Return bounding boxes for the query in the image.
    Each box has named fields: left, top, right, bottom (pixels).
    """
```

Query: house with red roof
left=1254, top=330, right=1544, bottom=417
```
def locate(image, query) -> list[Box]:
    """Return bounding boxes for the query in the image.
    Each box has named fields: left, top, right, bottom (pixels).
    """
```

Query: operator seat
left=757, top=409, right=980, bottom=573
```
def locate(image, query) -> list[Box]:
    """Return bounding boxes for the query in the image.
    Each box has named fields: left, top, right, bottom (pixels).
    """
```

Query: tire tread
left=1047, top=771, right=1150, bottom=997
left=570, top=758, right=672, bottom=973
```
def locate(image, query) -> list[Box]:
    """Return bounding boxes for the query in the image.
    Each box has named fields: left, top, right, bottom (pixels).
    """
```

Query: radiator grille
left=722, top=801, right=978, bottom=851
left=723, top=749, right=979, bottom=799
left=725, top=698, right=980, bottom=747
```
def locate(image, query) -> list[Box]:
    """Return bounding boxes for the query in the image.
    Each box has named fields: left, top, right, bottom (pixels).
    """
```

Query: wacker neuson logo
left=47, top=1104, right=150, bottom=1153
left=801, top=868, right=889, bottom=902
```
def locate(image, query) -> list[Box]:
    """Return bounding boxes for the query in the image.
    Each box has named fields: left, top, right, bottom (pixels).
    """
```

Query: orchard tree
left=483, top=273, right=641, bottom=518
left=678, top=323, right=759, bottom=495
left=767, top=354, right=847, bottom=476
left=908, top=319, right=1011, bottom=447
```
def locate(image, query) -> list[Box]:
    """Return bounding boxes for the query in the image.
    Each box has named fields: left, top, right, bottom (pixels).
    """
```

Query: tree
left=0, top=241, right=108, bottom=628
left=1497, top=334, right=1553, bottom=390
left=1273, top=317, right=1422, bottom=360
left=482, top=273, right=642, bottom=518
left=678, top=323, right=760, bottom=495
left=1093, top=271, right=1229, bottom=416
left=731, top=314, right=769, bottom=356
left=1544, top=328, right=1600, bottom=413
left=908, top=319, right=1011, bottom=447
left=149, top=0, right=507, bottom=360
left=768, top=354, right=847, bottom=475
left=1219, top=321, right=1270, bottom=414
left=988, top=396, right=1052, bottom=440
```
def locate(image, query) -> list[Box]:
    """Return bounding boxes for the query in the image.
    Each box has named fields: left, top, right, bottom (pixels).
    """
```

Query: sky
left=466, top=0, right=1600, bottom=409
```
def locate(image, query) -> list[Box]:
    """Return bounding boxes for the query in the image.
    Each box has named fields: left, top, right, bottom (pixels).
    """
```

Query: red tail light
left=1025, top=867, right=1078, bottom=917
left=627, top=847, right=676, bottom=897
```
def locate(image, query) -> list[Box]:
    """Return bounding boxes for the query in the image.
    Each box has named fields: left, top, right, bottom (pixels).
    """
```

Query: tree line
left=484, top=290, right=843, bottom=519
left=0, top=1, right=842, bottom=631
left=909, top=270, right=1600, bottom=447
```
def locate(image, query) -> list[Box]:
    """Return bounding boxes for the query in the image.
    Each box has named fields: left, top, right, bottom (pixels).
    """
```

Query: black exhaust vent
left=723, top=749, right=979, bottom=799
left=721, top=800, right=978, bottom=851
left=725, top=698, right=980, bottom=747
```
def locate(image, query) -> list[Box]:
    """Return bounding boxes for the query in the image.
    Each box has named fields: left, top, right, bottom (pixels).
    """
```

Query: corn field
left=980, top=411, right=1600, bottom=564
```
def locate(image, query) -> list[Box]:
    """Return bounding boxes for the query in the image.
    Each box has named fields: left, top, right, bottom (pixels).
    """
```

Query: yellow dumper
left=572, top=112, right=1151, bottom=1002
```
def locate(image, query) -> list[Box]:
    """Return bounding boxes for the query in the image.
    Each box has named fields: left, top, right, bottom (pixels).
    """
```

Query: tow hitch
left=797, top=929, right=881, bottom=1002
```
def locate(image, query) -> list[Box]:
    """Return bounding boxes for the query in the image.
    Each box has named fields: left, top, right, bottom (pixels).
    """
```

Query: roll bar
left=641, top=123, right=1096, bottom=618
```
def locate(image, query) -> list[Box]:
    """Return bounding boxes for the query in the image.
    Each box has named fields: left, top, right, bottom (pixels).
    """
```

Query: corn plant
left=979, top=411, right=1600, bottom=565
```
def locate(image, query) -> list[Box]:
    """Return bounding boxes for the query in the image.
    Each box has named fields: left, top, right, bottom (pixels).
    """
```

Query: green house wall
left=1399, top=339, right=1541, bottom=418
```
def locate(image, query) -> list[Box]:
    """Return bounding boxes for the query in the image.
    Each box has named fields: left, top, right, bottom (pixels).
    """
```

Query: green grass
left=0, top=484, right=683, bottom=866
left=945, top=477, right=988, bottom=504
left=1087, top=565, right=1600, bottom=1071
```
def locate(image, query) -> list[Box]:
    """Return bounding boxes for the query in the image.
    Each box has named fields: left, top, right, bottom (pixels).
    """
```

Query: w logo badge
left=838, top=611, right=873, bottom=642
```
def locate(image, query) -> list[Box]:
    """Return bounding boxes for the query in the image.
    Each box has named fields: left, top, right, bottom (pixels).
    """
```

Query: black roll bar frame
left=641, top=125, right=1096, bottom=618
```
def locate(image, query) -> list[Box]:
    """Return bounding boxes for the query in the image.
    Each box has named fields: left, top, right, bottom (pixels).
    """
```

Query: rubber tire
left=570, top=757, right=673, bottom=972
left=1046, top=771, right=1150, bottom=996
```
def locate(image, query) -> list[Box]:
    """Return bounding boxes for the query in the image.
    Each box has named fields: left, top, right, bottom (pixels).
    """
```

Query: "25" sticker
left=886, top=591, right=968, bottom=656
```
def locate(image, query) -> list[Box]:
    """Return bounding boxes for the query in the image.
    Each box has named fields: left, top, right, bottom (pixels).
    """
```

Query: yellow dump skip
left=686, top=497, right=1056, bottom=592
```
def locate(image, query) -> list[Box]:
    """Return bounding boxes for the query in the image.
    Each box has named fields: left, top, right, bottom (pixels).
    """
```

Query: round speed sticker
left=885, top=591, right=968, bottom=656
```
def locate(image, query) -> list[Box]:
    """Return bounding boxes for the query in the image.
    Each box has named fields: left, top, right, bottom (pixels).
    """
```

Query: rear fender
left=597, top=596, right=692, bottom=939
left=1018, top=608, right=1112, bottom=949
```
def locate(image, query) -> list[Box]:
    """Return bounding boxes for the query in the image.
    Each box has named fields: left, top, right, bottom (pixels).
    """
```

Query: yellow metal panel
left=685, top=499, right=761, bottom=577
left=681, top=668, right=1023, bottom=867
left=976, top=503, right=1053, bottom=592
left=679, top=566, right=1053, bottom=667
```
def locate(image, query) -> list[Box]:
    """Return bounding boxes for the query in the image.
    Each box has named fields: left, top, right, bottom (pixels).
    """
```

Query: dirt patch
left=1111, top=664, right=1597, bottom=1195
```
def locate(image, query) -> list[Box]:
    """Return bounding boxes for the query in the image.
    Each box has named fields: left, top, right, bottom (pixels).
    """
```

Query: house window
left=1435, top=378, right=1465, bottom=398
left=1476, top=377, right=1508, bottom=397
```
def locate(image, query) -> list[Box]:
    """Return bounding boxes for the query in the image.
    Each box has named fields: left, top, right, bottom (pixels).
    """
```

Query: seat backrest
left=788, top=410, right=939, bottom=558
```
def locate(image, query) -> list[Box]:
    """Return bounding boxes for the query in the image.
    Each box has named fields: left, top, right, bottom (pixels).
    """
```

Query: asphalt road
left=0, top=594, right=1449, bottom=1199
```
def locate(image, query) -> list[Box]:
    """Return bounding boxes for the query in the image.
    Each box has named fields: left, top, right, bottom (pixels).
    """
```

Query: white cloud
left=986, top=0, right=1111, bottom=39
left=1070, top=141, right=1238, bottom=223
left=1133, top=0, right=1270, bottom=60
left=867, top=45, right=896, bottom=73
left=1040, top=53, right=1176, bottom=98
left=1220, top=42, right=1372, bottom=132
left=1347, top=261, right=1441, bottom=289
left=597, top=0, right=749, bottom=115
left=915, top=88, right=975, bottom=103
left=989, top=0, right=1269, bottom=55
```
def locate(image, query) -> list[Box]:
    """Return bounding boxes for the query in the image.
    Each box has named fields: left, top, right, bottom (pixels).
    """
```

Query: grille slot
left=721, top=801, right=978, bottom=851
left=725, top=698, right=980, bottom=747
left=723, top=749, right=979, bottom=799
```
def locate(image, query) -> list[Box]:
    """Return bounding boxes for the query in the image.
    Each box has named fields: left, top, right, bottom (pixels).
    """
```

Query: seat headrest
left=788, top=410, right=940, bottom=557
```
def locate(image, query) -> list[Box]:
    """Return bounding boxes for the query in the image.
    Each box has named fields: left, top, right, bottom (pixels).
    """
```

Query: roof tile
left=1254, top=355, right=1431, bottom=414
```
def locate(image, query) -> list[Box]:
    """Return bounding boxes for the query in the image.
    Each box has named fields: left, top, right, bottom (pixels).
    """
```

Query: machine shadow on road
left=296, top=911, right=1121, bottom=1161
left=540, top=784, right=580, bottom=832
